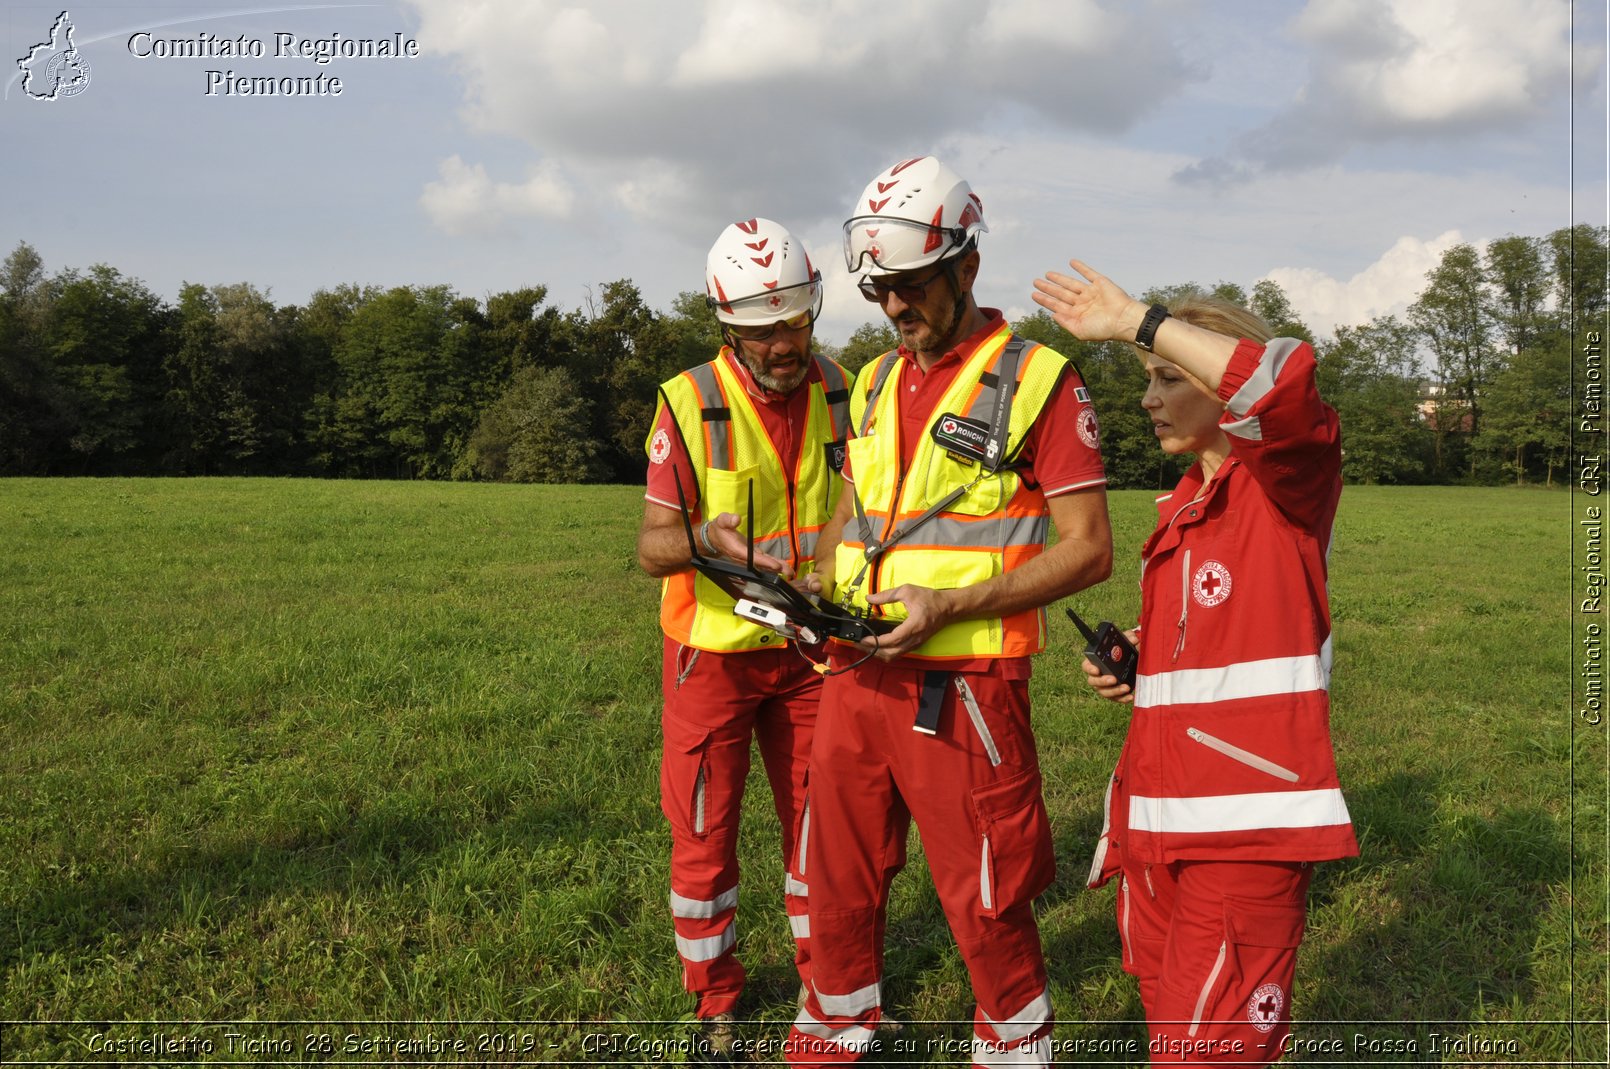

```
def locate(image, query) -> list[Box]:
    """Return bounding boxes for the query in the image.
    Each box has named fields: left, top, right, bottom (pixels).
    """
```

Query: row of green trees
left=1, top=226, right=1601, bottom=487
left=1032, top=225, right=1601, bottom=489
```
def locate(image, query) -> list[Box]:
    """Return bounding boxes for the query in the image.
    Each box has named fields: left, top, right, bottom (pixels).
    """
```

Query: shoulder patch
left=649, top=428, right=671, bottom=465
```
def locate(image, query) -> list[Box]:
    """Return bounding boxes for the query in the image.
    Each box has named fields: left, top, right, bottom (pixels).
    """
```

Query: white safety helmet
left=842, top=156, right=988, bottom=276
left=704, top=218, right=823, bottom=328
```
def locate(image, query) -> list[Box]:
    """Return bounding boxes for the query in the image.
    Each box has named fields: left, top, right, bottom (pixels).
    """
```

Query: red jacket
left=1090, top=338, right=1358, bottom=883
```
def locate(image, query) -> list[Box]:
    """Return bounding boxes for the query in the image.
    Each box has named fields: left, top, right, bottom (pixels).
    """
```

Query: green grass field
left=1, top=479, right=1601, bottom=1065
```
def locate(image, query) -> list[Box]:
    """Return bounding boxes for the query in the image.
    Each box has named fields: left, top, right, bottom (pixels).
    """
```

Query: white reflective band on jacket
left=1128, top=788, right=1352, bottom=834
left=1134, top=640, right=1333, bottom=708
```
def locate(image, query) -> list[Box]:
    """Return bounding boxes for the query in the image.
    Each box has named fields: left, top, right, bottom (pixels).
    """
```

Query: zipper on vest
left=1173, top=549, right=1190, bottom=662
left=1187, top=727, right=1300, bottom=782
left=786, top=474, right=801, bottom=572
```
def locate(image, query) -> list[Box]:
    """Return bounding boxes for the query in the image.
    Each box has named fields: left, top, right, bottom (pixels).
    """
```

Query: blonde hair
left=1167, top=294, right=1273, bottom=345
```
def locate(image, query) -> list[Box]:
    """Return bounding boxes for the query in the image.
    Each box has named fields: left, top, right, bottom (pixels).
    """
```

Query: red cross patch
left=1247, top=983, right=1284, bottom=1033
left=1191, top=559, right=1232, bottom=607
left=649, top=428, right=671, bottom=465
left=1077, top=406, right=1100, bottom=448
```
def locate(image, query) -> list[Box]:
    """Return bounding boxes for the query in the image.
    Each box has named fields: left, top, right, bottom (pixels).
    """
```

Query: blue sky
left=4, top=0, right=1605, bottom=346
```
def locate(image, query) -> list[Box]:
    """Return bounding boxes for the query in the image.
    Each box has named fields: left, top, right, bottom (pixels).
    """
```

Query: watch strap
left=1135, top=303, right=1170, bottom=351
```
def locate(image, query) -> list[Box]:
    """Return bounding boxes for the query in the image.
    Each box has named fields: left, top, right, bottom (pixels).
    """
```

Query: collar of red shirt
left=894, top=308, right=1008, bottom=373
left=720, top=345, right=820, bottom=404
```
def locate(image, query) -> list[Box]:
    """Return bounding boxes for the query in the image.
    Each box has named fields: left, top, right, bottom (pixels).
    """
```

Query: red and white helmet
left=842, top=156, right=988, bottom=276
left=704, top=218, right=823, bottom=327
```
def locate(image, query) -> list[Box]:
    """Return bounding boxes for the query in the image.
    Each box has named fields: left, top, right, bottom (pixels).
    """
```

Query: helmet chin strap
left=937, top=253, right=972, bottom=350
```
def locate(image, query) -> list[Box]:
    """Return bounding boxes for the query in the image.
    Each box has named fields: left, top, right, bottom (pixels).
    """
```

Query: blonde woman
left=1033, top=262, right=1357, bottom=1066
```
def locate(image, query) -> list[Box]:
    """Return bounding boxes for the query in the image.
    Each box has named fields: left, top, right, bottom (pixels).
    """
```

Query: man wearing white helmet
left=638, top=218, right=852, bottom=1059
left=784, top=159, right=1113, bottom=1068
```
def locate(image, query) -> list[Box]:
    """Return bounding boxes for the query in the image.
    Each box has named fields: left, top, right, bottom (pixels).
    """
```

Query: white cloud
left=405, top=0, right=1198, bottom=236
left=1180, top=0, right=1589, bottom=181
left=1262, top=230, right=1466, bottom=339
left=419, top=155, right=575, bottom=236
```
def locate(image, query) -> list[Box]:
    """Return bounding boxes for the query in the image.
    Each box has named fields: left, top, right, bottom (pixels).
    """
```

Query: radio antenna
left=1065, top=607, right=1099, bottom=645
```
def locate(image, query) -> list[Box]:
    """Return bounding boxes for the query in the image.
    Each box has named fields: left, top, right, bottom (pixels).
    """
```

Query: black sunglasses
left=858, top=267, right=948, bottom=304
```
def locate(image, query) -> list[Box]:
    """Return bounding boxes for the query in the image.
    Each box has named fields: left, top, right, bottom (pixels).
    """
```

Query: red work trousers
left=660, top=636, right=819, bottom=1017
left=787, top=659, right=1056, bottom=1068
left=1117, top=855, right=1312, bottom=1066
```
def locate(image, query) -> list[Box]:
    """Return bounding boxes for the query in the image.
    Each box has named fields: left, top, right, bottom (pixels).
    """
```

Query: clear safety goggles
left=707, top=273, right=823, bottom=336
left=728, top=309, right=814, bottom=342
left=842, top=215, right=971, bottom=274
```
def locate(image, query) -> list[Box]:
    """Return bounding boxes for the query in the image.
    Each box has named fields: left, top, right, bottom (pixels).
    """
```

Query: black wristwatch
left=1135, top=303, right=1170, bottom=351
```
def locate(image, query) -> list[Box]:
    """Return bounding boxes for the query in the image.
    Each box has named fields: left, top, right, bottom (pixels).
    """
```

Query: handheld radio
left=1065, top=607, right=1137, bottom=690
left=672, top=469, right=894, bottom=644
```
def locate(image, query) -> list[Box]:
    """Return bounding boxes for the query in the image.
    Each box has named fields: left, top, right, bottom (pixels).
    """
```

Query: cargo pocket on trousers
left=1219, top=896, right=1307, bottom=1037
left=970, top=767, right=1055, bottom=918
left=661, top=727, right=712, bottom=839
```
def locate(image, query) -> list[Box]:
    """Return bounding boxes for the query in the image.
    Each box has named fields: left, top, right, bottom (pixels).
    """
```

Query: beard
left=895, top=301, right=958, bottom=354
left=737, top=345, right=810, bottom=393
left=891, top=279, right=965, bottom=355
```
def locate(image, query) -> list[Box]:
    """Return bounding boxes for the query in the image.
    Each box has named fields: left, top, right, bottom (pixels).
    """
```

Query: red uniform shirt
left=841, top=309, right=1107, bottom=500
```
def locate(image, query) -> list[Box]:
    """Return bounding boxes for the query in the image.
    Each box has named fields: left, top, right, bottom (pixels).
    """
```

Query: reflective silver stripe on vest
left=751, top=532, right=793, bottom=560
left=670, top=884, right=738, bottom=919
left=685, top=362, right=729, bottom=470
left=796, top=529, right=822, bottom=560
left=815, top=355, right=850, bottom=438
left=848, top=512, right=1047, bottom=551
left=858, top=352, right=902, bottom=436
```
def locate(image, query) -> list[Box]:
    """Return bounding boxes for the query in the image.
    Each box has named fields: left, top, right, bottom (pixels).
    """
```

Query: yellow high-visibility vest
left=652, top=350, right=850, bottom=651
left=834, top=327, right=1067, bottom=660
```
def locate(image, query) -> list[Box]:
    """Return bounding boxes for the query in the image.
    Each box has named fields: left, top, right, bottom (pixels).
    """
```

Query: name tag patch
left=824, top=438, right=847, bottom=474
left=930, top=412, right=991, bottom=464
